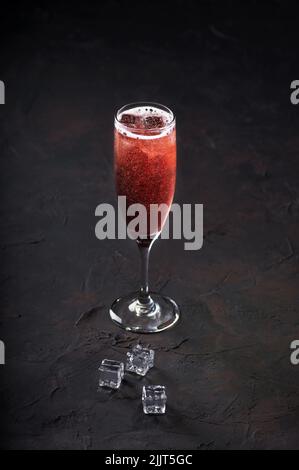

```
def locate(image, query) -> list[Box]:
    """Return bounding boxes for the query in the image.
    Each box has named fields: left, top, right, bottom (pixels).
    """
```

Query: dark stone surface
left=0, top=2, right=299, bottom=450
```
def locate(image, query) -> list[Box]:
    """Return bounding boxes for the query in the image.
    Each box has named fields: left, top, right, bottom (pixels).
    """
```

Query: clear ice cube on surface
left=126, top=344, right=155, bottom=376
left=98, top=359, right=124, bottom=389
left=142, top=385, right=167, bottom=415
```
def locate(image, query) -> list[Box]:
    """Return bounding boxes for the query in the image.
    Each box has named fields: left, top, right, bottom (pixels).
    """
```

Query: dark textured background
left=0, top=1, right=299, bottom=450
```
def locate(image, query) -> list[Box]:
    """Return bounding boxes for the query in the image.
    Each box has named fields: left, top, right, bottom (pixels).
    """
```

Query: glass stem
left=137, top=239, right=154, bottom=310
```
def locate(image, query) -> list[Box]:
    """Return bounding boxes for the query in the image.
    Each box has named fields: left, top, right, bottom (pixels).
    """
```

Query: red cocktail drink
left=115, top=105, right=176, bottom=236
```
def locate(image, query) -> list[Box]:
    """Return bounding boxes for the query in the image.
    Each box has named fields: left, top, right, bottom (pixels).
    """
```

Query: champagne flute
left=110, top=102, right=180, bottom=333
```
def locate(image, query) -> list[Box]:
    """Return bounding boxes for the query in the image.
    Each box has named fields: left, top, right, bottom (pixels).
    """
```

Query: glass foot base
left=109, top=292, right=180, bottom=333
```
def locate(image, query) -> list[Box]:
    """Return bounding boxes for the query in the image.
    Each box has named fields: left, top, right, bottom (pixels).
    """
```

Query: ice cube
left=126, top=344, right=155, bottom=376
left=142, top=385, right=167, bottom=415
left=144, top=115, right=165, bottom=129
left=120, top=113, right=137, bottom=127
left=98, top=359, right=124, bottom=389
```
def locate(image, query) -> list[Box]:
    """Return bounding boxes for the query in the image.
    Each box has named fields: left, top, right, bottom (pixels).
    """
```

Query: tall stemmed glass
left=110, top=102, right=180, bottom=333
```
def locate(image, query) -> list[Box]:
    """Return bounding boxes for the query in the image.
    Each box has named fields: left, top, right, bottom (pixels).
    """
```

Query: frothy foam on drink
left=115, top=106, right=175, bottom=140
